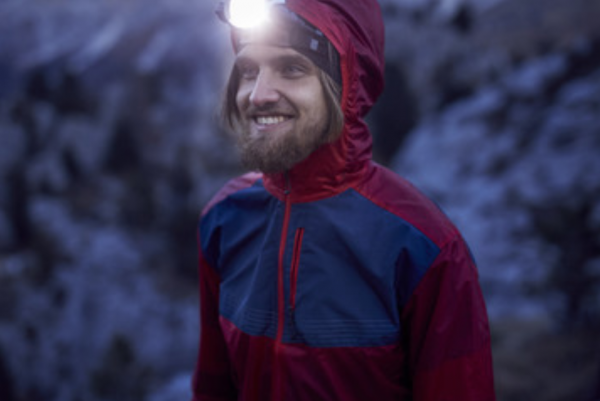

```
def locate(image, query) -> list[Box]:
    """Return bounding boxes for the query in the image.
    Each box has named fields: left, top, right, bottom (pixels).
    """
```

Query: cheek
left=235, top=93, right=245, bottom=112
left=235, top=84, right=251, bottom=111
left=300, top=80, right=327, bottom=113
left=303, top=87, right=328, bottom=120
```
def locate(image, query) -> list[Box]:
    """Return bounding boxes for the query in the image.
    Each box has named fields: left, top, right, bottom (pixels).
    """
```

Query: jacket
left=192, top=0, right=496, bottom=400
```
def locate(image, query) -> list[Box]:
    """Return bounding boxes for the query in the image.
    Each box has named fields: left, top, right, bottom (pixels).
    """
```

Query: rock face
left=394, top=50, right=600, bottom=321
left=379, top=0, right=600, bottom=324
left=0, top=1, right=240, bottom=400
left=0, top=0, right=599, bottom=400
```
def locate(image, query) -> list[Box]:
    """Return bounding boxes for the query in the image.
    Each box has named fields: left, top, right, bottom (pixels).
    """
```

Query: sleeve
left=191, top=235, right=237, bottom=401
left=402, top=234, right=496, bottom=401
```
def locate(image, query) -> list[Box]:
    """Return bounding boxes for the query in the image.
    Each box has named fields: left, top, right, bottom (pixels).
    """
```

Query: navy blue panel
left=200, top=179, right=282, bottom=339
left=282, top=189, right=439, bottom=347
left=200, top=183, right=440, bottom=348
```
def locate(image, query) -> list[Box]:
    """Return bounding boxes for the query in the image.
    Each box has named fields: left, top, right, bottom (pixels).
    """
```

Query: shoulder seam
left=351, top=184, right=458, bottom=248
left=201, top=172, right=262, bottom=217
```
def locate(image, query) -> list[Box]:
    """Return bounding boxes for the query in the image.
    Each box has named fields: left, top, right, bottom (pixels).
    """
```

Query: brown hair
left=220, top=66, right=344, bottom=143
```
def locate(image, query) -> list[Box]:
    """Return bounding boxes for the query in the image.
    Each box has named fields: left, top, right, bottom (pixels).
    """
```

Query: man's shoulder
left=356, top=164, right=458, bottom=248
left=201, top=172, right=263, bottom=217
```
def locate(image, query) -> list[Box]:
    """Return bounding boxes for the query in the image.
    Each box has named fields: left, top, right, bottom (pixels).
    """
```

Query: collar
left=262, top=119, right=372, bottom=203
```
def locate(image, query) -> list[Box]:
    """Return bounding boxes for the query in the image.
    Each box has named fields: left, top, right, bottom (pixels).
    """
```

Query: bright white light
left=228, top=0, right=270, bottom=29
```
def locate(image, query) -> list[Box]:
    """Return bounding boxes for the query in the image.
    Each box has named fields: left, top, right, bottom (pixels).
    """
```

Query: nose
left=249, top=72, right=280, bottom=107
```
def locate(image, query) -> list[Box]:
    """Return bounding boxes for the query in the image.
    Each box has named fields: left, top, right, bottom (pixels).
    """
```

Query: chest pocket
left=283, top=226, right=402, bottom=348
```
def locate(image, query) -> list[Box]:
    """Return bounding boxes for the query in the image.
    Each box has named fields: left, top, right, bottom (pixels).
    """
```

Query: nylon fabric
left=193, top=0, right=495, bottom=399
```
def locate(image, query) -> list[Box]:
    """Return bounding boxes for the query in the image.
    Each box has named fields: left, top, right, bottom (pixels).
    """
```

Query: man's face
left=234, top=43, right=330, bottom=173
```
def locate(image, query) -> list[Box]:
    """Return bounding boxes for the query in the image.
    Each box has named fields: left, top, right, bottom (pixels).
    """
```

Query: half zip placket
left=272, top=172, right=293, bottom=400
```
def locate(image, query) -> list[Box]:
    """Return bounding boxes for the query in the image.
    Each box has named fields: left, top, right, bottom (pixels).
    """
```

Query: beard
left=237, top=106, right=330, bottom=174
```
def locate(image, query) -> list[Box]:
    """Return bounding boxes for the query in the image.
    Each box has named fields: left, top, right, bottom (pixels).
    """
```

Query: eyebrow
left=276, top=54, right=314, bottom=68
left=233, top=55, right=255, bottom=68
left=234, top=51, right=314, bottom=69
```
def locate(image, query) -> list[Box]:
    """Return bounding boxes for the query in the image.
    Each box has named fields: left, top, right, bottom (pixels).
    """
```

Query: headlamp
left=216, top=0, right=285, bottom=30
left=216, top=0, right=341, bottom=85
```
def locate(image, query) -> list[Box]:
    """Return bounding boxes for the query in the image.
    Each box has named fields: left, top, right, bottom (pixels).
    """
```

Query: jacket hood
left=262, top=0, right=385, bottom=202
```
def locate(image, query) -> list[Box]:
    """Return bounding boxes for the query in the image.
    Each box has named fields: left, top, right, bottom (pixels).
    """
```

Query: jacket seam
left=351, top=185, right=458, bottom=248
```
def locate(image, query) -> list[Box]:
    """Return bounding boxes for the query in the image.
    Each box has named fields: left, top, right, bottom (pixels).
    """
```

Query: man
left=192, top=0, right=496, bottom=400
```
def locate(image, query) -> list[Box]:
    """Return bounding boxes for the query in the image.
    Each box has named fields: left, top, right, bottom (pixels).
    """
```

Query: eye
left=285, top=65, right=301, bottom=74
left=281, top=62, right=308, bottom=78
left=237, top=62, right=258, bottom=80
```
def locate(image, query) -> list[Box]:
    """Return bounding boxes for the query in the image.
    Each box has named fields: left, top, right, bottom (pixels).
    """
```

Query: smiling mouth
left=254, top=116, right=290, bottom=126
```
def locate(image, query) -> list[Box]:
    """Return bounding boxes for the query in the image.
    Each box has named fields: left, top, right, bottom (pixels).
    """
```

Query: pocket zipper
left=290, top=227, right=305, bottom=311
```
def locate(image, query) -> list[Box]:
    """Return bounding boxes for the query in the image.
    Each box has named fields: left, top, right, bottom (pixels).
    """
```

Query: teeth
left=256, top=116, right=287, bottom=125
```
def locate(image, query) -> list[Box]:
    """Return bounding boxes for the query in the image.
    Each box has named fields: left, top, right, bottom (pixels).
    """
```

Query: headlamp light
left=216, top=0, right=341, bottom=85
left=216, top=0, right=285, bottom=30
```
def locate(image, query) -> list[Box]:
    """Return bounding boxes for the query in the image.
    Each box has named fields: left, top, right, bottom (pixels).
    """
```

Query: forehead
left=235, top=44, right=314, bottom=65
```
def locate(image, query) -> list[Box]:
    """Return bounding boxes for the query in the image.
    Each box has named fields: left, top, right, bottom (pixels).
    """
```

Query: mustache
left=245, top=103, right=295, bottom=116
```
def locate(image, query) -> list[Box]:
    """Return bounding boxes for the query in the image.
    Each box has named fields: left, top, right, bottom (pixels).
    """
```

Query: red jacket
left=192, top=0, right=496, bottom=400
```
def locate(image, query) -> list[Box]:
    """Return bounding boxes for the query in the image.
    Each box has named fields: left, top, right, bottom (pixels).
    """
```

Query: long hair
left=220, top=65, right=344, bottom=143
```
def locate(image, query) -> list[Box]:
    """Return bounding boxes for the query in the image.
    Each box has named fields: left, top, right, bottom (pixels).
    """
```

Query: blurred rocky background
left=0, top=0, right=599, bottom=400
